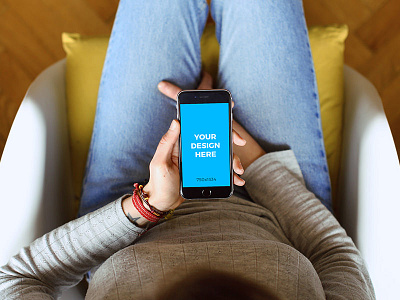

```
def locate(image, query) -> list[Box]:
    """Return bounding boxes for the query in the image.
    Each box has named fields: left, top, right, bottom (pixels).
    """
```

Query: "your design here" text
left=191, top=133, right=219, bottom=157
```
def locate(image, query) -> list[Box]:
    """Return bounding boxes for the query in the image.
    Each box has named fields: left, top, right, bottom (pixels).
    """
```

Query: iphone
left=177, top=89, right=233, bottom=199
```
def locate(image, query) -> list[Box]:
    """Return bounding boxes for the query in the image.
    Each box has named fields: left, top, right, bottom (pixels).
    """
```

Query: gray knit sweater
left=0, top=150, right=375, bottom=299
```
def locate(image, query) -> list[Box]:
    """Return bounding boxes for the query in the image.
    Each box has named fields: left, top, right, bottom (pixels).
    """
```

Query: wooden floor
left=1, top=0, right=399, bottom=159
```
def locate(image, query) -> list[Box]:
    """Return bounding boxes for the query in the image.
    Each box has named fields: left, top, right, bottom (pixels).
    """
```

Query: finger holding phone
left=159, top=72, right=266, bottom=172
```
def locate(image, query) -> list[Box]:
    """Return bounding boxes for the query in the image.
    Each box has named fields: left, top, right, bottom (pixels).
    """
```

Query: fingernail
left=237, top=166, right=244, bottom=175
left=158, top=82, right=165, bottom=90
left=170, top=120, right=177, bottom=130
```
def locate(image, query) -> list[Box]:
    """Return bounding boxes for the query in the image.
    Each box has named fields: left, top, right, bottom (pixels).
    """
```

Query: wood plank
left=381, top=74, right=400, bottom=158
left=83, top=0, right=118, bottom=24
left=344, top=33, right=373, bottom=69
left=38, top=0, right=113, bottom=35
left=303, top=0, right=340, bottom=26
left=3, top=0, right=65, bottom=60
left=359, top=0, right=389, bottom=12
left=319, top=0, right=371, bottom=30
left=0, top=1, right=9, bottom=15
left=359, top=32, right=400, bottom=91
left=3, top=0, right=112, bottom=62
left=0, top=0, right=114, bottom=82
left=0, top=7, right=54, bottom=77
left=0, top=46, right=33, bottom=158
left=382, top=75, right=400, bottom=122
left=356, top=0, right=400, bottom=50
left=38, top=0, right=112, bottom=34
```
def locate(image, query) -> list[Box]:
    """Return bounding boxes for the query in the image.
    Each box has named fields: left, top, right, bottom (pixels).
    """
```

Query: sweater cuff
left=241, top=150, right=305, bottom=193
left=114, top=195, right=146, bottom=235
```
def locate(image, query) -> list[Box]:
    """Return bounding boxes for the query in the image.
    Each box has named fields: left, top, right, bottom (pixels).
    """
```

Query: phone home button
left=201, top=189, right=212, bottom=197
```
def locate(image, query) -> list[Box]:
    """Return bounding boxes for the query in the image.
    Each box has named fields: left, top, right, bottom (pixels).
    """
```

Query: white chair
left=0, top=59, right=399, bottom=299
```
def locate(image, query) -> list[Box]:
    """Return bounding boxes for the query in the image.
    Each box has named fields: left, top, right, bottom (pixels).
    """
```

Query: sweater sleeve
left=0, top=196, right=145, bottom=299
left=241, top=150, right=375, bottom=300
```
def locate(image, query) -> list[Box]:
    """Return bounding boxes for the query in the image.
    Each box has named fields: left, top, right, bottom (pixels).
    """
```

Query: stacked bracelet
left=132, top=183, right=171, bottom=223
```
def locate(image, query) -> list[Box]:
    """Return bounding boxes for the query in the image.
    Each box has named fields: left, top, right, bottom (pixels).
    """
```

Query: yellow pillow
left=62, top=24, right=348, bottom=209
left=308, top=25, right=348, bottom=206
left=62, top=33, right=109, bottom=207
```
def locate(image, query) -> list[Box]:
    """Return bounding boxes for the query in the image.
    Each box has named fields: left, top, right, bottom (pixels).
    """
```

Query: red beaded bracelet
left=132, top=183, right=173, bottom=223
left=132, top=191, right=160, bottom=223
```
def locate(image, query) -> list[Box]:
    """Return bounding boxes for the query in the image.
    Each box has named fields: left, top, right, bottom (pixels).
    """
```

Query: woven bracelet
left=134, top=183, right=171, bottom=218
left=131, top=191, right=160, bottom=223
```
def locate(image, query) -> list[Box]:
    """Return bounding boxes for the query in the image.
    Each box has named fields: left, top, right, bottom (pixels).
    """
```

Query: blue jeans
left=79, top=0, right=332, bottom=216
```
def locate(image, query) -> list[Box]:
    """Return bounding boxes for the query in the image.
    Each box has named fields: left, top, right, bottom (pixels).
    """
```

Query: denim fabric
left=79, top=0, right=332, bottom=216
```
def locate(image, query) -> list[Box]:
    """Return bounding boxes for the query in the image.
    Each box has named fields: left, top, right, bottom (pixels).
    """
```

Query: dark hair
left=156, top=268, right=282, bottom=300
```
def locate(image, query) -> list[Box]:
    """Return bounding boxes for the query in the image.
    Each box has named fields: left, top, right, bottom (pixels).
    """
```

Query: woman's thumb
left=152, top=120, right=180, bottom=163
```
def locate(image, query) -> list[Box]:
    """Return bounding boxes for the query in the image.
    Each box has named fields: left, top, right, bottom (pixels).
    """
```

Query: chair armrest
left=0, top=59, right=73, bottom=265
left=339, top=65, right=400, bottom=299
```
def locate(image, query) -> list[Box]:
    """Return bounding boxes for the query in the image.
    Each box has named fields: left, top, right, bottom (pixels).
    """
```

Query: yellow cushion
left=62, top=24, right=348, bottom=208
left=62, top=33, right=109, bottom=207
left=308, top=25, right=348, bottom=206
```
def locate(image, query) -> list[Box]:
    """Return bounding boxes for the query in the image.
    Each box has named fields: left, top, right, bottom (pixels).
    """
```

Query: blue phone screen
left=180, top=103, right=230, bottom=188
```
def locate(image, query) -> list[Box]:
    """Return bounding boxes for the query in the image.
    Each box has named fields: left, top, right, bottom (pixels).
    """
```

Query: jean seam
left=196, top=0, right=210, bottom=80
left=301, top=20, right=332, bottom=210
left=197, top=0, right=208, bottom=15
left=209, top=0, right=222, bottom=44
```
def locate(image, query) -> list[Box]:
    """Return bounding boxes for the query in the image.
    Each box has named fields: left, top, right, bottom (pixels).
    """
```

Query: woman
left=0, top=0, right=374, bottom=299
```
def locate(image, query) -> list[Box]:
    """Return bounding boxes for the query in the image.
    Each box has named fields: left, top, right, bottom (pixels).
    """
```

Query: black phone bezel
left=177, top=89, right=233, bottom=199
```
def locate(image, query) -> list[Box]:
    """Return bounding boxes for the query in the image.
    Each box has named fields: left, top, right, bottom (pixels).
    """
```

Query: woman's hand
left=144, top=72, right=247, bottom=212
left=142, top=119, right=183, bottom=212
left=122, top=119, right=182, bottom=227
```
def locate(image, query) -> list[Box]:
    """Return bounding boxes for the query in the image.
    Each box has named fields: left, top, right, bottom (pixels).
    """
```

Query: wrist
left=121, top=196, right=155, bottom=228
left=142, top=183, right=173, bottom=212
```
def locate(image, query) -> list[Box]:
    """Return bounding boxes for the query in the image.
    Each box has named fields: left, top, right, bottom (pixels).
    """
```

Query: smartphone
left=177, top=89, right=233, bottom=199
